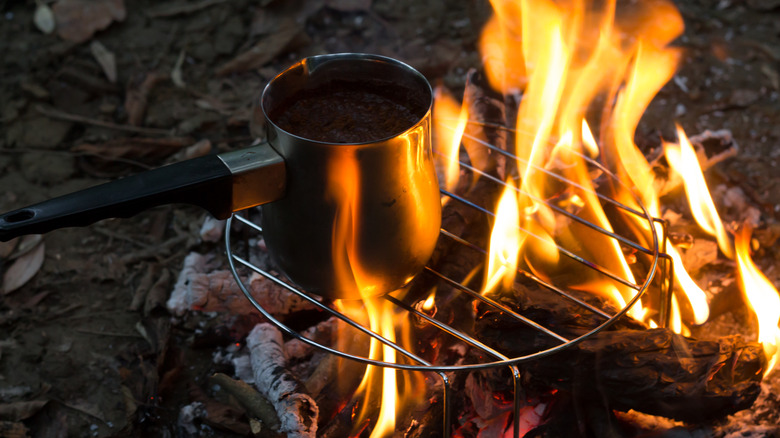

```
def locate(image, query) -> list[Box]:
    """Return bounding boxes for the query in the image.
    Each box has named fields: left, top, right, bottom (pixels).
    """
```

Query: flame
left=472, top=0, right=717, bottom=330
left=328, top=0, right=780, bottom=432
left=664, top=125, right=733, bottom=259
left=735, top=226, right=780, bottom=375
left=327, top=149, right=413, bottom=437
left=433, top=86, right=469, bottom=192
left=422, top=290, right=436, bottom=312
left=354, top=299, right=398, bottom=437
left=483, top=181, right=522, bottom=294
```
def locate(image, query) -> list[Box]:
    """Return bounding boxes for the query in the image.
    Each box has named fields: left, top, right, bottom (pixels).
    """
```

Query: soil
left=0, top=0, right=778, bottom=437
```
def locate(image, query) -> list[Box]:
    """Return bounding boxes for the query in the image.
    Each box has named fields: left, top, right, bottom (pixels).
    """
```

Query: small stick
left=247, top=323, right=319, bottom=438
left=35, top=105, right=172, bottom=136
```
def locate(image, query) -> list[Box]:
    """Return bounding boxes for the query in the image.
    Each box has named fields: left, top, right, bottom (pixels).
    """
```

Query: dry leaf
left=90, top=40, right=117, bottom=83
left=0, top=238, right=18, bottom=259
left=2, top=242, right=45, bottom=295
left=680, top=239, right=718, bottom=274
left=9, top=235, right=43, bottom=261
left=33, top=3, right=56, bottom=34
left=0, top=400, right=49, bottom=421
left=53, top=0, right=126, bottom=43
left=216, top=23, right=307, bottom=76
left=0, top=421, right=28, bottom=438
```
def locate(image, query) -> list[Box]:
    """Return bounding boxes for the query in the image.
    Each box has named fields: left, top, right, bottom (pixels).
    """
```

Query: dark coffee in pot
left=269, top=80, right=426, bottom=144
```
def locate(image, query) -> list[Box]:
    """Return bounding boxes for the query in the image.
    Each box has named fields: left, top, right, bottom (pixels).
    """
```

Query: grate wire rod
left=384, top=293, right=522, bottom=438
left=422, top=267, right=570, bottom=343
left=449, top=154, right=658, bottom=257
left=436, top=229, right=614, bottom=320
left=451, top=121, right=652, bottom=219
left=441, top=189, right=642, bottom=291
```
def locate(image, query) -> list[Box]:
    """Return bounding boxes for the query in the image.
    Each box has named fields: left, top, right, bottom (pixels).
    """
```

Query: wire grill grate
left=225, top=122, right=674, bottom=438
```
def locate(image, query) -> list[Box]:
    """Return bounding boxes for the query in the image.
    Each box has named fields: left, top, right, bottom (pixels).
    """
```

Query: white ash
left=284, top=317, right=338, bottom=361
left=199, top=216, right=225, bottom=243
left=166, top=252, right=215, bottom=315
left=615, top=410, right=685, bottom=433
left=715, top=380, right=780, bottom=437
left=166, top=254, right=317, bottom=317
left=231, top=354, right=254, bottom=383
left=212, top=344, right=255, bottom=384
left=177, top=401, right=206, bottom=435
left=466, top=372, right=512, bottom=420
left=247, top=323, right=318, bottom=438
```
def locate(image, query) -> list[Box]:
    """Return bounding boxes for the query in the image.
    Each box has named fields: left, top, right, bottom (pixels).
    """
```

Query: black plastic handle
left=0, top=154, right=233, bottom=242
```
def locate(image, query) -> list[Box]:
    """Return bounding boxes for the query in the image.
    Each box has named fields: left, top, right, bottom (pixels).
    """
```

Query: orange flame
left=664, top=125, right=733, bottom=259
left=483, top=181, right=522, bottom=294
left=328, top=150, right=423, bottom=436
left=477, top=0, right=690, bottom=324
left=433, top=86, right=469, bottom=192
left=735, top=226, right=780, bottom=375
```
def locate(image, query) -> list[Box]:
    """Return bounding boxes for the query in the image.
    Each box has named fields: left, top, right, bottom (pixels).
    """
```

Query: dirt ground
left=0, top=0, right=779, bottom=437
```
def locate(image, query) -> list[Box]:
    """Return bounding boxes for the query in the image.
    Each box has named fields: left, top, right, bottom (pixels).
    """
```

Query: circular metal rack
left=225, top=122, right=674, bottom=438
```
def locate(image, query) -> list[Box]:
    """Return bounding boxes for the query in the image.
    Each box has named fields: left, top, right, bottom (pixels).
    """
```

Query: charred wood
left=522, top=329, right=765, bottom=423
left=475, top=281, right=766, bottom=422
left=475, top=276, right=646, bottom=358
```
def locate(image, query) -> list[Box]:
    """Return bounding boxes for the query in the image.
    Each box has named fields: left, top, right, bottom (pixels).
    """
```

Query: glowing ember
left=735, top=226, right=780, bottom=375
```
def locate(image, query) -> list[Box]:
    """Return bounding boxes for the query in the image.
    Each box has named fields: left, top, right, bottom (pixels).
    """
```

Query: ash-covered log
left=247, top=323, right=319, bottom=438
left=475, top=279, right=766, bottom=422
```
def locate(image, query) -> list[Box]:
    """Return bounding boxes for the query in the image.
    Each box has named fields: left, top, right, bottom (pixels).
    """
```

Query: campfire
left=165, top=0, right=779, bottom=437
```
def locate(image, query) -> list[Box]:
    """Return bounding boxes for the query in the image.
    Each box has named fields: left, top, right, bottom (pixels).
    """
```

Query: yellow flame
left=422, top=291, right=436, bottom=312
left=483, top=181, right=522, bottom=294
left=329, top=149, right=430, bottom=436
left=735, top=226, right=780, bottom=375
left=474, top=0, right=715, bottom=331
left=664, top=125, right=733, bottom=259
left=433, top=86, right=468, bottom=192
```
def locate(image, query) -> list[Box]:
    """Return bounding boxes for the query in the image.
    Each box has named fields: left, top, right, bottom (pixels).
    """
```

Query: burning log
left=475, top=279, right=766, bottom=422
left=522, top=329, right=765, bottom=423
left=247, top=323, right=319, bottom=438
left=461, top=68, right=509, bottom=183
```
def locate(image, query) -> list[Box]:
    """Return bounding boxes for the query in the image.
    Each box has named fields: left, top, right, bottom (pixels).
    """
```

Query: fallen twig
left=247, top=323, right=318, bottom=438
left=36, top=105, right=171, bottom=136
left=146, top=0, right=229, bottom=18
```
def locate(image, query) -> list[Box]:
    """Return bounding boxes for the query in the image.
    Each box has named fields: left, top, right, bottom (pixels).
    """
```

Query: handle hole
left=4, top=209, right=35, bottom=223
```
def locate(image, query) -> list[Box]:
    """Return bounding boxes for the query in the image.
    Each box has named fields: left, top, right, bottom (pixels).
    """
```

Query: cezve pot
left=0, top=53, right=442, bottom=300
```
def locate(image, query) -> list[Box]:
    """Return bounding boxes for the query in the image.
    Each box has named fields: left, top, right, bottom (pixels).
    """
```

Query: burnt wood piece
left=461, top=68, right=509, bottom=184
left=522, top=329, right=765, bottom=423
left=475, top=276, right=647, bottom=358
left=474, top=281, right=766, bottom=422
